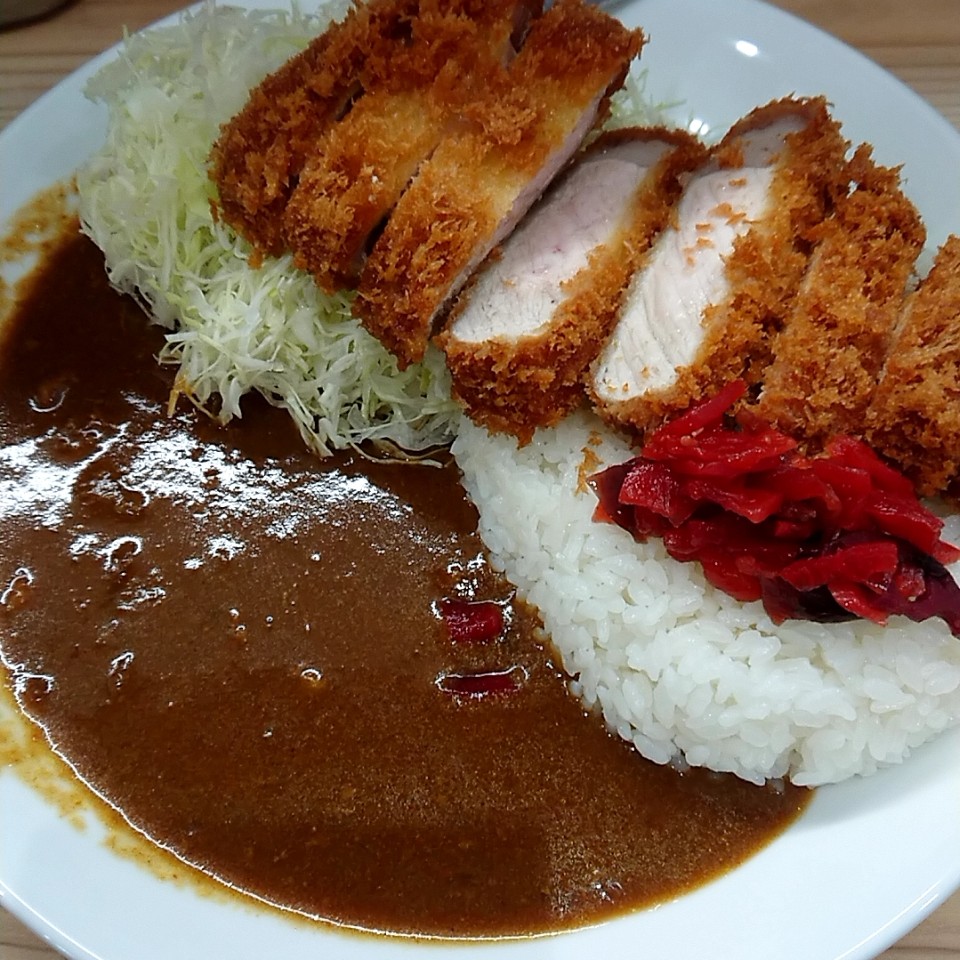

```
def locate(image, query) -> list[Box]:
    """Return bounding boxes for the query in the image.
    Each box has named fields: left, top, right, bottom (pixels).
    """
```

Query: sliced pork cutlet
left=354, top=0, right=643, bottom=369
left=590, top=96, right=849, bottom=436
left=283, top=0, right=535, bottom=292
left=755, top=144, right=925, bottom=447
left=437, top=128, right=707, bottom=443
left=209, top=0, right=420, bottom=257
left=865, top=236, right=960, bottom=496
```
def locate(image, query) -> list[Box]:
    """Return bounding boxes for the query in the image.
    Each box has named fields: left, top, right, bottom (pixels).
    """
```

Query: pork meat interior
left=354, top=0, right=643, bottom=368
left=590, top=97, right=849, bottom=436
left=438, top=128, right=706, bottom=442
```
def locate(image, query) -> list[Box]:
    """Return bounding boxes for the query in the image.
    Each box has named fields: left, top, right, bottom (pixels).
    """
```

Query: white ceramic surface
left=2, top=1, right=960, bottom=958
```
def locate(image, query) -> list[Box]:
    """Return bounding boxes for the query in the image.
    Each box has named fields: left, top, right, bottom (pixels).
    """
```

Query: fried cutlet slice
left=354, top=0, right=643, bottom=369
left=755, top=144, right=926, bottom=447
left=283, top=0, right=535, bottom=291
left=437, top=128, right=706, bottom=443
left=590, top=97, right=849, bottom=436
left=209, top=0, right=420, bottom=256
left=865, top=236, right=960, bottom=495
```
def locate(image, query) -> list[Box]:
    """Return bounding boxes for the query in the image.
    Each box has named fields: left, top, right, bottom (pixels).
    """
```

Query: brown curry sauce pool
left=0, top=225, right=808, bottom=938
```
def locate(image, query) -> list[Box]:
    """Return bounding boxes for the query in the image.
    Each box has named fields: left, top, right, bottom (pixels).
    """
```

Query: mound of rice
left=453, top=411, right=960, bottom=786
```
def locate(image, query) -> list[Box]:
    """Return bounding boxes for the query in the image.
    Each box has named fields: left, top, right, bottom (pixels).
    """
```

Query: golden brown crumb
left=282, top=1, right=525, bottom=291
left=439, top=287, right=617, bottom=444
left=209, top=0, right=421, bottom=256
left=577, top=443, right=604, bottom=493
left=866, top=235, right=960, bottom=495
left=756, top=144, right=926, bottom=447
left=673, top=98, right=850, bottom=418
left=355, top=0, right=642, bottom=368
left=592, top=96, right=850, bottom=439
left=439, top=128, right=704, bottom=443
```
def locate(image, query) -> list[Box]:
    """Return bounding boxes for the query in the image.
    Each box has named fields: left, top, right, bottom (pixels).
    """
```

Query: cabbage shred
left=77, top=2, right=461, bottom=455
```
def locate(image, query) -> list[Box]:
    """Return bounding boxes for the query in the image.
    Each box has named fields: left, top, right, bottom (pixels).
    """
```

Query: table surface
left=1, top=0, right=959, bottom=957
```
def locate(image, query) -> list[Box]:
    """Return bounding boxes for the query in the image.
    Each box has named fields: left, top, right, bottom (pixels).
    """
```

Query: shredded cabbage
left=606, top=71, right=675, bottom=131
left=77, top=2, right=461, bottom=455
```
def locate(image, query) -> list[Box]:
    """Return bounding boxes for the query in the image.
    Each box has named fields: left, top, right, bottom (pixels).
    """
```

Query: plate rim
left=2, top=2, right=960, bottom=959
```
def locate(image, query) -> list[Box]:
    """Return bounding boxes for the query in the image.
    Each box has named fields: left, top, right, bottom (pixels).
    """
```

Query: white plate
left=2, top=1, right=960, bottom=958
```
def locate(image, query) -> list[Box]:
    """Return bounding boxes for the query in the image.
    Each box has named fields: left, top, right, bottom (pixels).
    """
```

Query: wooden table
left=1, top=0, right=959, bottom=957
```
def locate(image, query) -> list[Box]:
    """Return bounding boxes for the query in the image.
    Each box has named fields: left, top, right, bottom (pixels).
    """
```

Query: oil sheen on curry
left=0, top=226, right=808, bottom=938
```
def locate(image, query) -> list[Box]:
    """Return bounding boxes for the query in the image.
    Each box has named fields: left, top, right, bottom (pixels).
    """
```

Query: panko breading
left=354, top=0, right=643, bottom=368
left=209, top=0, right=422, bottom=256
left=439, top=128, right=706, bottom=443
left=755, top=145, right=926, bottom=446
left=591, top=97, right=849, bottom=437
left=866, top=236, right=960, bottom=495
left=211, top=6, right=959, bottom=500
left=282, top=0, right=534, bottom=290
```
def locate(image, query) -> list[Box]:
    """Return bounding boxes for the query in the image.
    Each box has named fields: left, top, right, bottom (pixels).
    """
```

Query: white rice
left=452, top=410, right=960, bottom=786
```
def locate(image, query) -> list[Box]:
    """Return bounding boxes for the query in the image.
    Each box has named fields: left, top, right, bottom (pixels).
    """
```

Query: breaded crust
left=440, top=129, right=706, bottom=444
left=354, top=0, right=643, bottom=369
left=684, top=99, right=850, bottom=401
left=282, top=88, right=449, bottom=291
left=866, top=236, right=960, bottom=495
left=755, top=144, right=926, bottom=447
left=282, top=1, right=527, bottom=291
left=209, top=0, right=419, bottom=256
left=593, top=97, right=850, bottom=438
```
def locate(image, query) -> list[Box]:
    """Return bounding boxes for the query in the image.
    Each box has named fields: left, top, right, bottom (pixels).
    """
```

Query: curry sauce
left=0, top=225, right=809, bottom=938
